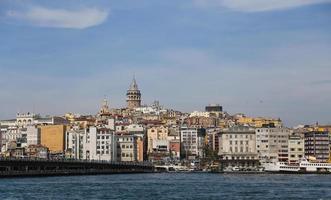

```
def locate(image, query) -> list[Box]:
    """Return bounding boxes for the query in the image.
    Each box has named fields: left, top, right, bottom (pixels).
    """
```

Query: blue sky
left=0, top=0, right=331, bottom=126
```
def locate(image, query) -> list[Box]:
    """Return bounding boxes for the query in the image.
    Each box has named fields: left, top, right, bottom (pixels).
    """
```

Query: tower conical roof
left=129, top=76, right=139, bottom=90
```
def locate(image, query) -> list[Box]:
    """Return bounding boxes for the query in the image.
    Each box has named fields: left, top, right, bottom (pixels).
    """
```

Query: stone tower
left=126, top=77, right=141, bottom=109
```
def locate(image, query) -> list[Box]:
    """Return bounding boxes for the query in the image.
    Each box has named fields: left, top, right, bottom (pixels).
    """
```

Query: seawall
left=0, top=158, right=155, bottom=178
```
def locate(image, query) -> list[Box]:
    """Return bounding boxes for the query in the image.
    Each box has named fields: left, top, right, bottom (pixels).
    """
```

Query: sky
left=0, top=0, right=331, bottom=126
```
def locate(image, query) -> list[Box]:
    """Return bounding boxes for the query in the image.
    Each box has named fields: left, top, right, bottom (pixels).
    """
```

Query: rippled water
left=1, top=173, right=331, bottom=199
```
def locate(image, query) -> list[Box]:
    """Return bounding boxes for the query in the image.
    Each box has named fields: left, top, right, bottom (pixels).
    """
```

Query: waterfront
left=1, top=173, right=331, bottom=199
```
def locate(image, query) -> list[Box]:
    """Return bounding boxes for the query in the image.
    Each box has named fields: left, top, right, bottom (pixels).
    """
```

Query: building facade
left=288, top=135, right=304, bottom=164
left=40, top=125, right=66, bottom=154
left=116, top=134, right=138, bottom=162
left=26, top=125, right=41, bottom=146
left=83, top=126, right=116, bottom=161
left=180, top=127, right=206, bottom=159
left=255, top=127, right=291, bottom=163
left=16, top=112, right=36, bottom=127
left=304, top=131, right=330, bottom=162
left=218, top=126, right=258, bottom=168
left=65, top=129, right=85, bottom=159
left=207, top=128, right=221, bottom=153
left=147, top=126, right=169, bottom=154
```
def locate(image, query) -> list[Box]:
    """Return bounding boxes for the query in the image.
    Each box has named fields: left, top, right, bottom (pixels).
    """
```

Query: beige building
left=218, top=126, right=258, bottom=168
left=256, top=127, right=292, bottom=163
left=136, top=137, right=144, bottom=162
left=147, top=126, right=169, bottom=154
left=288, top=135, right=304, bottom=164
left=41, top=125, right=66, bottom=154
left=116, top=135, right=138, bottom=162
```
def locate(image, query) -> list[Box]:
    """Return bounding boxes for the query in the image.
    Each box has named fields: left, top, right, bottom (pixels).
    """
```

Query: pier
left=0, top=158, right=155, bottom=178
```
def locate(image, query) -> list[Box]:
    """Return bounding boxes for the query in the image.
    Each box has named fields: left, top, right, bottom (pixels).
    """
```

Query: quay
left=0, top=158, right=155, bottom=178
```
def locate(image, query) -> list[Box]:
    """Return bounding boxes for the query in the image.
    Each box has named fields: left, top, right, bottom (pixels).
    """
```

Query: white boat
left=154, top=165, right=190, bottom=172
left=223, top=166, right=240, bottom=172
left=299, top=159, right=331, bottom=172
left=264, top=158, right=331, bottom=173
left=264, top=162, right=300, bottom=172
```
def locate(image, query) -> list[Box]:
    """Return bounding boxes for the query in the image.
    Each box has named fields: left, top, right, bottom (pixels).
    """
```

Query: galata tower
left=126, top=77, right=141, bottom=109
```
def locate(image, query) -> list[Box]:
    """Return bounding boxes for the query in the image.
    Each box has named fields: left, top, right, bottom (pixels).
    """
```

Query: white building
left=0, top=119, right=17, bottom=128
left=126, top=124, right=144, bottom=135
left=16, top=112, right=68, bottom=128
left=26, top=126, right=40, bottom=146
left=1, top=127, right=23, bottom=152
left=153, top=140, right=169, bottom=152
left=83, top=126, right=116, bottom=161
left=16, top=112, right=36, bottom=127
left=189, top=111, right=210, bottom=118
left=255, top=127, right=292, bottom=163
left=180, top=127, right=206, bottom=159
left=65, top=129, right=85, bottom=160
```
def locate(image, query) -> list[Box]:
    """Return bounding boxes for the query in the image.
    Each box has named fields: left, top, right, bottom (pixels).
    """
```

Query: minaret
left=126, top=76, right=141, bottom=109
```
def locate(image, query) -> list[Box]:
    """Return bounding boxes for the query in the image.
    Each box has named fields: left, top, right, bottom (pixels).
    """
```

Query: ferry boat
left=263, top=162, right=300, bottom=173
left=154, top=165, right=190, bottom=172
left=264, top=158, right=331, bottom=173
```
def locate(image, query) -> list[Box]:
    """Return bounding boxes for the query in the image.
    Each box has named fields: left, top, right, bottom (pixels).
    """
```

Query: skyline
left=0, top=0, right=331, bottom=126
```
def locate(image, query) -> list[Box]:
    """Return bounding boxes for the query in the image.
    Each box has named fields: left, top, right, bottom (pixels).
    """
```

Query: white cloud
left=6, top=6, right=109, bottom=29
left=194, top=0, right=331, bottom=12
